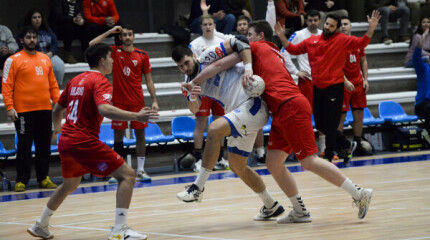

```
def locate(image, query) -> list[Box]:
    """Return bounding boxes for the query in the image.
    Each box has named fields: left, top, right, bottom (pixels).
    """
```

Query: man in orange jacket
left=2, top=26, right=60, bottom=192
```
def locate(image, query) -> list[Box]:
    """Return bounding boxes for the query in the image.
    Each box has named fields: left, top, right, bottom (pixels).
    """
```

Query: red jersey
left=343, top=48, right=365, bottom=84
left=111, top=46, right=151, bottom=105
left=250, top=41, right=302, bottom=114
left=286, top=33, right=370, bottom=89
left=58, top=70, right=112, bottom=140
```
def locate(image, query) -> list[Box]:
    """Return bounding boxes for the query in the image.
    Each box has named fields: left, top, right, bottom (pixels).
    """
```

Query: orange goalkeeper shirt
left=2, top=50, right=60, bottom=113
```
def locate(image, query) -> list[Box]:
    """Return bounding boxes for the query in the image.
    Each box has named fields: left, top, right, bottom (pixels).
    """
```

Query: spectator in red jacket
left=276, top=0, right=306, bottom=33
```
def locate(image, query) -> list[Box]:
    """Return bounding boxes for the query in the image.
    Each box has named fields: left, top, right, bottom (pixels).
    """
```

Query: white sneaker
left=193, top=159, right=202, bottom=172
left=108, top=177, right=118, bottom=184
left=136, top=170, right=151, bottom=182
left=176, top=184, right=204, bottom=202
left=277, top=210, right=312, bottom=223
left=253, top=201, right=285, bottom=221
left=353, top=188, right=373, bottom=219
left=214, top=158, right=230, bottom=170
left=27, top=221, right=54, bottom=239
left=108, top=224, right=147, bottom=240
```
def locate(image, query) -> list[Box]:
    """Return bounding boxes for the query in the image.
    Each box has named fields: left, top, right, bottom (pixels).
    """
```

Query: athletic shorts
left=298, top=77, right=313, bottom=112
left=195, top=96, right=225, bottom=117
left=342, top=82, right=367, bottom=112
left=223, top=97, right=269, bottom=157
left=267, top=95, right=318, bottom=160
left=59, top=136, right=124, bottom=178
left=111, top=103, right=148, bottom=130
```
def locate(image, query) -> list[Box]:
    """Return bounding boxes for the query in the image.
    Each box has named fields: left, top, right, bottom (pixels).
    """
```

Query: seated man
left=189, top=0, right=236, bottom=34
left=0, top=21, right=18, bottom=72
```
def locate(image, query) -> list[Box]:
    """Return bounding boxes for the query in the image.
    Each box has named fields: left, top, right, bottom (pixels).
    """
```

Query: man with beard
left=276, top=12, right=380, bottom=163
left=2, top=26, right=60, bottom=192
left=90, top=25, right=159, bottom=183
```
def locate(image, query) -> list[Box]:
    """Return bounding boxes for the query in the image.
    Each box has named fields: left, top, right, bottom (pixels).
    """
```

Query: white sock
left=114, top=208, right=128, bottom=228
left=340, top=178, right=362, bottom=200
left=319, top=135, right=326, bottom=153
left=194, top=167, right=211, bottom=191
left=38, top=206, right=54, bottom=226
left=257, top=189, right=276, bottom=208
left=256, top=147, right=265, bottom=158
left=289, top=194, right=307, bottom=214
left=137, top=157, right=145, bottom=172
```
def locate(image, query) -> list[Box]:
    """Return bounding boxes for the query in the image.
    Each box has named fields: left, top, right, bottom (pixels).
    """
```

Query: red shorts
left=59, top=136, right=124, bottom=178
left=298, top=78, right=313, bottom=112
left=342, top=82, right=367, bottom=112
left=195, top=96, right=225, bottom=117
left=267, top=95, right=318, bottom=160
left=111, top=103, right=148, bottom=130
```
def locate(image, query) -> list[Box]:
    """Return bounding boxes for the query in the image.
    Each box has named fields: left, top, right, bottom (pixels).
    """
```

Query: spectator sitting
left=366, top=0, right=410, bottom=44
left=20, top=9, right=65, bottom=87
left=405, top=17, right=430, bottom=68
left=224, top=0, right=251, bottom=19
left=82, top=0, right=121, bottom=45
left=189, top=0, right=236, bottom=34
left=232, top=15, right=250, bottom=35
left=49, top=0, right=90, bottom=63
left=276, top=0, right=306, bottom=33
left=0, top=19, right=18, bottom=71
left=414, top=29, right=430, bottom=133
left=304, top=0, right=348, bottom=29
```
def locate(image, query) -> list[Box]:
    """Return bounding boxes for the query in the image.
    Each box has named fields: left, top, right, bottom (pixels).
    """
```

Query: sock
left=218, top=149, right=224, bottom=161
left=256, top=147, right=265, bottom=158
left=318, top=135, right=326, bottom=153
left=114, top=141, right=126, bottom=158
left=38, top=206, right=54, bottom=226
left=289, top=194, right=308, bottom=214
left=340, top=178, right=362, bottom=200
left=114, top=208, right=128, bottom=228
left=194, top=167, right=211, bottom=190
left=137, top=157, right=145, bottom=172
left=194, top=148, right=202, bottom=160
left=257, top=189, right=276, bottom=208
left=354, top=136, right=362, bottom=146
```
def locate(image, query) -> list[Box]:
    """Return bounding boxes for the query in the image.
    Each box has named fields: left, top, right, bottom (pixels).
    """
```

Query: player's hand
left=325, top=0, right=334, bottom=9
left=241, top=69, right=254, bottom=89
left=367, top=10, right=381, bottom=28
left=200, top=0, right=211, bottom=13
left=152, top=102, right=160, bottom=112
left=51, top=132, right=59, bottom=146
left=110, top=26, right=122, bottom=34
left=297, top=71, right=310, bottom=80
left=274, top=22, right=286, bottom=38
left=136, top=107, right=159, bottom=123
left=363, top=80, right=369, bottom=93
left=345, top=80, right=355, bottom=92
left=7, top=109, right=18, bottom=122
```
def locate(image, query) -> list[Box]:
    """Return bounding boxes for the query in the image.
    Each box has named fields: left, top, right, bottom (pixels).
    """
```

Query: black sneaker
left=257, top=154, right=266, bottom=165
left=253, top=201, right=285, bottom=221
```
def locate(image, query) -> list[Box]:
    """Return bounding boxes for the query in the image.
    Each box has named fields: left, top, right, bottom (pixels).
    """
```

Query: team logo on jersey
left=41, top=59, right=47, bottom=66
left=97, top=162, right=108, bottom=172
left=117, top=49, right=122, bottom=52
left=103, top=93, right=112, bottom=101
left=132, top=60, right=138, bottom=67
left=215, top=47, right=224, bottom=57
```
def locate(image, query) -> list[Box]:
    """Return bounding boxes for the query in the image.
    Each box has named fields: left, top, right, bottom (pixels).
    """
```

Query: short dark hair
left=249, top=20, right=273, bottom=41
left=19, top=26, right=38, bottom=39
left=237, top=15, right=250, bottom=23
left=171, top=45, right=193, bottom=62
left=120, top=24, right=135, bottom=34
left=326, top=14, right=341, bottom=28
left=340, top=16, right=350, bottom=22
left=86, top=43, right=112, bottom=69
left=305, top=9, right=321, bottom=20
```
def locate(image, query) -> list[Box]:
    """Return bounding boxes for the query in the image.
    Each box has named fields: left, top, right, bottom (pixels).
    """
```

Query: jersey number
left=67, top=99, right=79, bottom=124
left=123, top=67, right=131, bottom=76
left=349, top=54, right=357, bottom=63
left=35, top=66, right=43, bottom=76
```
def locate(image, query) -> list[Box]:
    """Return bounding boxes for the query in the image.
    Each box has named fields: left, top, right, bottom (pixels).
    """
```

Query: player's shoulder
left=133, top=48, right=148, bottom=56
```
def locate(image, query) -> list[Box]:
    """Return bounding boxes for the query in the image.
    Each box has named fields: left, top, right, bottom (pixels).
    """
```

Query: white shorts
left=223, top=97, right=269, bottom=157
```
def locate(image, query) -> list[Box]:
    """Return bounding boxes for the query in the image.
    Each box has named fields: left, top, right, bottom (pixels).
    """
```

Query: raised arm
left=365, top=10, right=381, bottom=39
left=89, top=26, right=122, bottom=46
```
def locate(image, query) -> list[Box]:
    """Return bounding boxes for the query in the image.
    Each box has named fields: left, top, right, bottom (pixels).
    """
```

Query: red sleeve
left=344, top=34, right=371, bottom=51
left=142, top=54, right=152, bottom=74
left=276, top=0, right=300, bottom=18
left=360, top=48, right=366, bottom=57
left=298, top=0, right=305, bottom=14
left=93, top=76, right=113, bottom=106
left=82, top=0, right=106, bottom=25
left=286, top=38, right=309, bottom=55
left=58, top=83, right=70, bottom=108
left=108, top=0, right=120, bottom=23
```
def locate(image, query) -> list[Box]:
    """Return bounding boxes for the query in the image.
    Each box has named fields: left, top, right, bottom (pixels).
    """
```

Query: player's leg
left=212, top=100, right=229, bottom=170
left=254, top=129, right=266, bottom=164
left=351, top=83, right=367, bottom=154
left=134, top=127, right=151, bottom=182
left=193, top=115, right=208, bottom=171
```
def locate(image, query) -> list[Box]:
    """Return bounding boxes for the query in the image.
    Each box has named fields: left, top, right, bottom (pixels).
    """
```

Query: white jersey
left=282, top=28, right=322, bottom=80
left=189, top=31, right=232, bottom=57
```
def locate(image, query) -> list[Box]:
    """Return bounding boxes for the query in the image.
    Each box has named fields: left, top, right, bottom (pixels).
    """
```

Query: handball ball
left=361, top=140, right=373, bottom=153
left=244, top=75, right=265, bottom=98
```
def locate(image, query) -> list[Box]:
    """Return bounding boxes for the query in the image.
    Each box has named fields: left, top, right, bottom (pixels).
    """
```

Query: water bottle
left=173, top=154, right=179, bottom=172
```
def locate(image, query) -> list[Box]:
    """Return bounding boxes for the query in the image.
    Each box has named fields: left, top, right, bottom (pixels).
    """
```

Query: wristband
left=189, top=81, right=197, bottom=89
left=189, top=96, right=197, bottom=102
left=244, top=63, right=252, bottom=71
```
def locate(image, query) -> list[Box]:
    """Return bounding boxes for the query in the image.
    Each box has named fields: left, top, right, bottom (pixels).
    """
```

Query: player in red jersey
left=192, top=19, right=377, bottom=223
left=27, top=43, right=158, bottom=240
left=336, top=16, right=370, bottom=159
left=90, top=25, right=159, bottom=183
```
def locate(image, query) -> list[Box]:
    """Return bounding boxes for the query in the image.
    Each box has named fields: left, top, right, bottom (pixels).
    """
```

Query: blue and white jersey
left=186, top=63, right=249, bottom=113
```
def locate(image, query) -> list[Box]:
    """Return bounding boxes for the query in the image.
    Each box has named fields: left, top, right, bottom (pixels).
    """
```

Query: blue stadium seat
left=145, top=122, right=175, bottom=145
left=346, top=108, right=385, bottom=127
left=0, top=141, right=16, bottom=159
left=263, top=116, right=272, bottom=134
left=99, top=124, right=115, bottom=147
left=15, top=134, right=59, bottom=154
left=123, top=130, right=136, bottom=147
left=312, top=115, right=315, bottom=128
left=171, top=116, right=196, bottom=169
left=378, top=101, right=418, bottom=123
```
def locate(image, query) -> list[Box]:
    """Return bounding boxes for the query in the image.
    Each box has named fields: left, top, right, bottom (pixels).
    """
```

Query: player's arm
left=344, top=75, right=355, bottom=92
left=360, top=55, right=369, bottom=93
left=2, top=58, right=18, bottom=122
left=197, top=36, right=251, bottom=66
left=187, top=95, right=202, bottom=115
left=144, top=73, right=159, bottom=111
left=365, top=10, right=381, bottom=39
left=191, top=53, right=242, bottom=86
left=89, top=26, right=122, bottom=46
left=51, top=103, right=66, bottom=145
left=98, top=104, right=159, bottom=122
